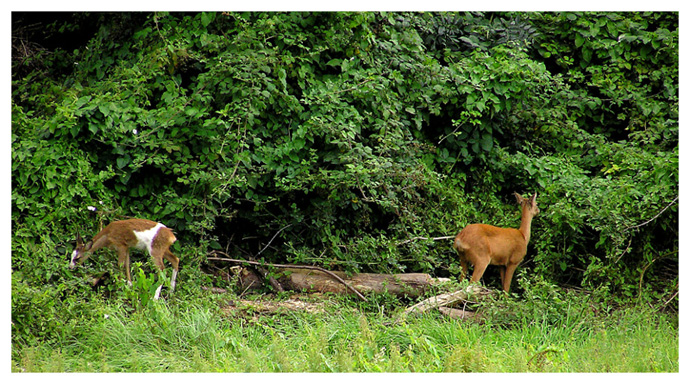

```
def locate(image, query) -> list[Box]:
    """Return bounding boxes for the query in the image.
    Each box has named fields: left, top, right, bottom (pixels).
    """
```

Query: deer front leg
left=116, top=248, right=132, bottom=286
left=502, top=263, right=518, bottom=293
left=150, top=249, right=166, bottom=300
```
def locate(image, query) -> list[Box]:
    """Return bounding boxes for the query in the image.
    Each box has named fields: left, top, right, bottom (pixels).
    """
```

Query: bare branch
left=396, top=235, right=454, bottom=246
left=625, top=196, right=678, bottom=231
left=256, top=224, right=292, bottom=257
left=334, top=78, right=373, bottom=95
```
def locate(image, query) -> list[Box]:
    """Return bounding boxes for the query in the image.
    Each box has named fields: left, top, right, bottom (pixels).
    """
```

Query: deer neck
left=519, top=207, right=534, bottom=244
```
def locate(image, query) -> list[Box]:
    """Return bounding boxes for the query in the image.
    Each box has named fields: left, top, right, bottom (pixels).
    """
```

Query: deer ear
left=514, top=192, right=524, bottom=203
left=531, top=193, right=538, bottom=203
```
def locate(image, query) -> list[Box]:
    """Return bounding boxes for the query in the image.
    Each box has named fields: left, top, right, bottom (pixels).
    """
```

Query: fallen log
left=438, top=306, right=481, bottom=320
left=400, top=285, right=493, bottom=318
left=278, top=268, right=450, bottom=298
left=208, top=254, right=449, bottom=299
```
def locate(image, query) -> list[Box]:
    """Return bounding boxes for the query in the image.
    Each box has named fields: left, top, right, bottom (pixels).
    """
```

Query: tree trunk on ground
left=238, top=267, right=450, bottom=298
left=400, top=285, right=493, bottom=319
left=438, top=307, right=481, bottom=320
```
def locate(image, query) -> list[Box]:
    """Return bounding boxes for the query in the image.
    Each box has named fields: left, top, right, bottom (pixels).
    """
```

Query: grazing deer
left=453, top=193, right=539, bottom=292
left=70, top=219, right=180, bottom=296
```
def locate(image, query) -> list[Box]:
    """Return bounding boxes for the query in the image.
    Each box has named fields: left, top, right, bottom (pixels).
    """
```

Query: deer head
left=69, top=232, right=92, bottom=269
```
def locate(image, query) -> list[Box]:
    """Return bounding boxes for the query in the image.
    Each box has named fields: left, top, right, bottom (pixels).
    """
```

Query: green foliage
left=533, top=12, right=678, bottom=140
left=124, top=263, right=171, bottom=310
left=12, top=11, right=677, bottom=348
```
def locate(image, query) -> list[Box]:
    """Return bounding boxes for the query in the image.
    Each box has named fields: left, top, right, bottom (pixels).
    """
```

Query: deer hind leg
left=149, top=249, right=167, bottom=300
left=455, top=244, right=473, bottom=282
left=163, top=250, right=179, bottom=292
left=469, top=255, right=490, bottom=284
left=459, top=259, right=469, bottom=281
left=151, top=248, right=166, bottom=271
left=150, top=248, right=179, bottom=295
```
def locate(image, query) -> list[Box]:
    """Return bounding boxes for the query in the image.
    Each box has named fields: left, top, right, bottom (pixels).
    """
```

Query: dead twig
left=207, top=252, right=368, bottom=302
left=334, top=78, right=373, bottom=94
left=397, top=235, right=454, bottom=246
left=256, top=224, right=292, bottom=257
left=661, top=289, right=679, bottom=310
left=625, top=196, right=678, bottom=231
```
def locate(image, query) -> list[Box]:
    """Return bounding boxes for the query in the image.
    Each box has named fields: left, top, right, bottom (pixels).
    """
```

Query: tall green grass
left=12, top=292, right=678, bottom=373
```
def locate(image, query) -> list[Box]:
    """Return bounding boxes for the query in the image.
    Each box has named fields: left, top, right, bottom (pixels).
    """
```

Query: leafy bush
left=12, top=12, right=677, bottom=346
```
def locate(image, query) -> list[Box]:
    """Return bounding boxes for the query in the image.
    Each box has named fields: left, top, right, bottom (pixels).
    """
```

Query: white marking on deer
left=134, top=223, right=165, bottom=255
left=69, top=250, right=79, bottom=268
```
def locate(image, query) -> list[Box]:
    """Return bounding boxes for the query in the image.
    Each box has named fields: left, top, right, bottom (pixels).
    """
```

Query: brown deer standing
left=70, top=219, right=180, bottom=298
left=453, top=193, right=539, bottom=292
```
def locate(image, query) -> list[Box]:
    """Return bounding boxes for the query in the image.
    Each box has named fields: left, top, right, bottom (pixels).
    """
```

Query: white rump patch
left=133, top=223, right=165, bottom=255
